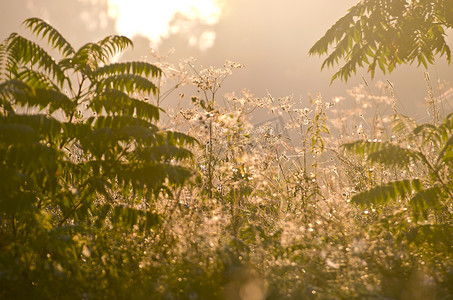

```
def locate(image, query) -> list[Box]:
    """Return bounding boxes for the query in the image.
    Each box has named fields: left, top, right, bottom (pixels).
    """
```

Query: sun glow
left=107, top=0, right=221, bottom=49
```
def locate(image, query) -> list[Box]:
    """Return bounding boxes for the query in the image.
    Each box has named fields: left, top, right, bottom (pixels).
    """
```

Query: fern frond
left=0, top=79, right=30, bottom=113
left=0, top=123, right=38, bottom=144
left=351, top=179, right=422, bottom=208
left=117, top=126, right=157, bottom=143
left=437, top=112, right=453, bottom=142
left=0, top=114, right=63, bottom=143
left=0, top=33, right=17, bottom=81
left=117, top=163, right=192, bottom=193
left=89, top=115, right=156, bottom=131
left=392, top=114, right=417, bottom=139
left=321, top=34, right=348, bottom=70
left=97, top=35, right=133, bottom=61
left=4, top=142, right=60, bottom=176
left=0, top=79, right=34, bottom=104
left=107, top=164, right=164, bottom=198
left=163, top=164, right=193, bottom=186
left=1, top=80, right=75, bottom=114
left=35, top=88, right=75, bottom=114
left=133, top=145, right=194, bottom=162
left=23, top=17, right=75, bottom=57
left=7, top=82, right=76, bottom=115
left=78, top=118, right=159, bottom=156
left=97, top=74, right=158, bottom=95
left=409, top=224, right=453, bottom=248
left=410, top=185, right=444, bottom=221
left=414, top=113, right=453, bottom=151
left=164, top=131, right=200, bottom=147
left=342, top=140, right=422, bottom=167
left=61, top=122, right=91, bottom=144
left=436, top=134, right=453, bottom=168
left=4, top=34, right=67, bottom=87
left=78, top=127, right=117, bottom=158
left=95, top=61, right=162, bottom=78
left=16, top=69, right=59, bottom=89
left=309, top=0, right=451, bottom=82
left=68, top=42, right=104, bottom=74
left=413, top=123, right=442, bottom=148
left=1, top=136, right=63, bottom=196
left=109, top=205, right=161, bottom=232
left=308, top=8, right=356, bottom=56
left=111, top=205, right=139, bottom=229
left=90, top=89, right=160, bottom=122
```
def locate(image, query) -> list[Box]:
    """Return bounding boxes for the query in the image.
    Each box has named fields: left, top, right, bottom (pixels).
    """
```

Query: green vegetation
left=309, top=0, right=453, bottom=82
left=0, top=18, right=196, bottom=298
left=1, top=9, right=452, bottom=300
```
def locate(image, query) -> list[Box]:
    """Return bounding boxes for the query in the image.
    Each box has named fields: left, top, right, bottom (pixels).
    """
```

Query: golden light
left=107, top=0, right=221, bottom=49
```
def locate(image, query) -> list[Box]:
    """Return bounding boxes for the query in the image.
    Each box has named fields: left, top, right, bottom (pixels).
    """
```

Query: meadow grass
left=114, top=55, right=453, bottom=299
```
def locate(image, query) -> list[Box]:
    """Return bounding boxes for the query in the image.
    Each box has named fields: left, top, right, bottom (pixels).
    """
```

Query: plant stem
left=208, top=117, right=213, bottom=198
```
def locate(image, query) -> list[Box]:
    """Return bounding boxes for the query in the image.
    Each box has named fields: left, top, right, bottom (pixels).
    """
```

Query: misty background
left=1, top=0, right=452, bottom=122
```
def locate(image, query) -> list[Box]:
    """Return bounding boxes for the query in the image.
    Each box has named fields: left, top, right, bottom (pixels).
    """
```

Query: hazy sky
left=108, top=0, right=221, bottom=48
left=1, top=0, right=452, bottom=119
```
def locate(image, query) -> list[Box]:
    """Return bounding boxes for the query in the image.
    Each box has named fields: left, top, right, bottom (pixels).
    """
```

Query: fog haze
left=1, top=0, right=452, bottom=120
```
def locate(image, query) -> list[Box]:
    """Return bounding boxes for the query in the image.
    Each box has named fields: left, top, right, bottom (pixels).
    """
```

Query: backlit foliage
left=0, top=15, right=452, bottom=300
left=0, top=18, right=196, bottom=298
left=309, top=0, right=453, bottom=82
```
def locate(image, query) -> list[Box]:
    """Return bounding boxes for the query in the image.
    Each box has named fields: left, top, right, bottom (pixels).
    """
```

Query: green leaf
left=109, top=205, right=161, bottom=231
left=0, top=123, right=38, bottom=144
left=310, top=0, right=453, bottom=82
left=16, top=69, right=59, bottom=89
left=0, top=114, right=63, bottom=143
left=97, top=35, right=133, bottom=61
left=351, top=179, right=422, bottom=208
left=91, top=89, right=160, bottom=122
left=165, top=130, right=200, bottom=147
left=0, top=79, right=75, bottom=114
left=436, top=134, right=453, bottom=167
left=2, top=34, right=67, bottom=86
left=23, top=17, right=75, bottom=57
left=410, top=186, right=444, bottom=221
left=133, top=145, right=194, bottom=162
left=97, top=74, right=159, bottom=95
left=342, top=140, right=422, bottom=167
left=95, top=61, right=162, bottom=78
